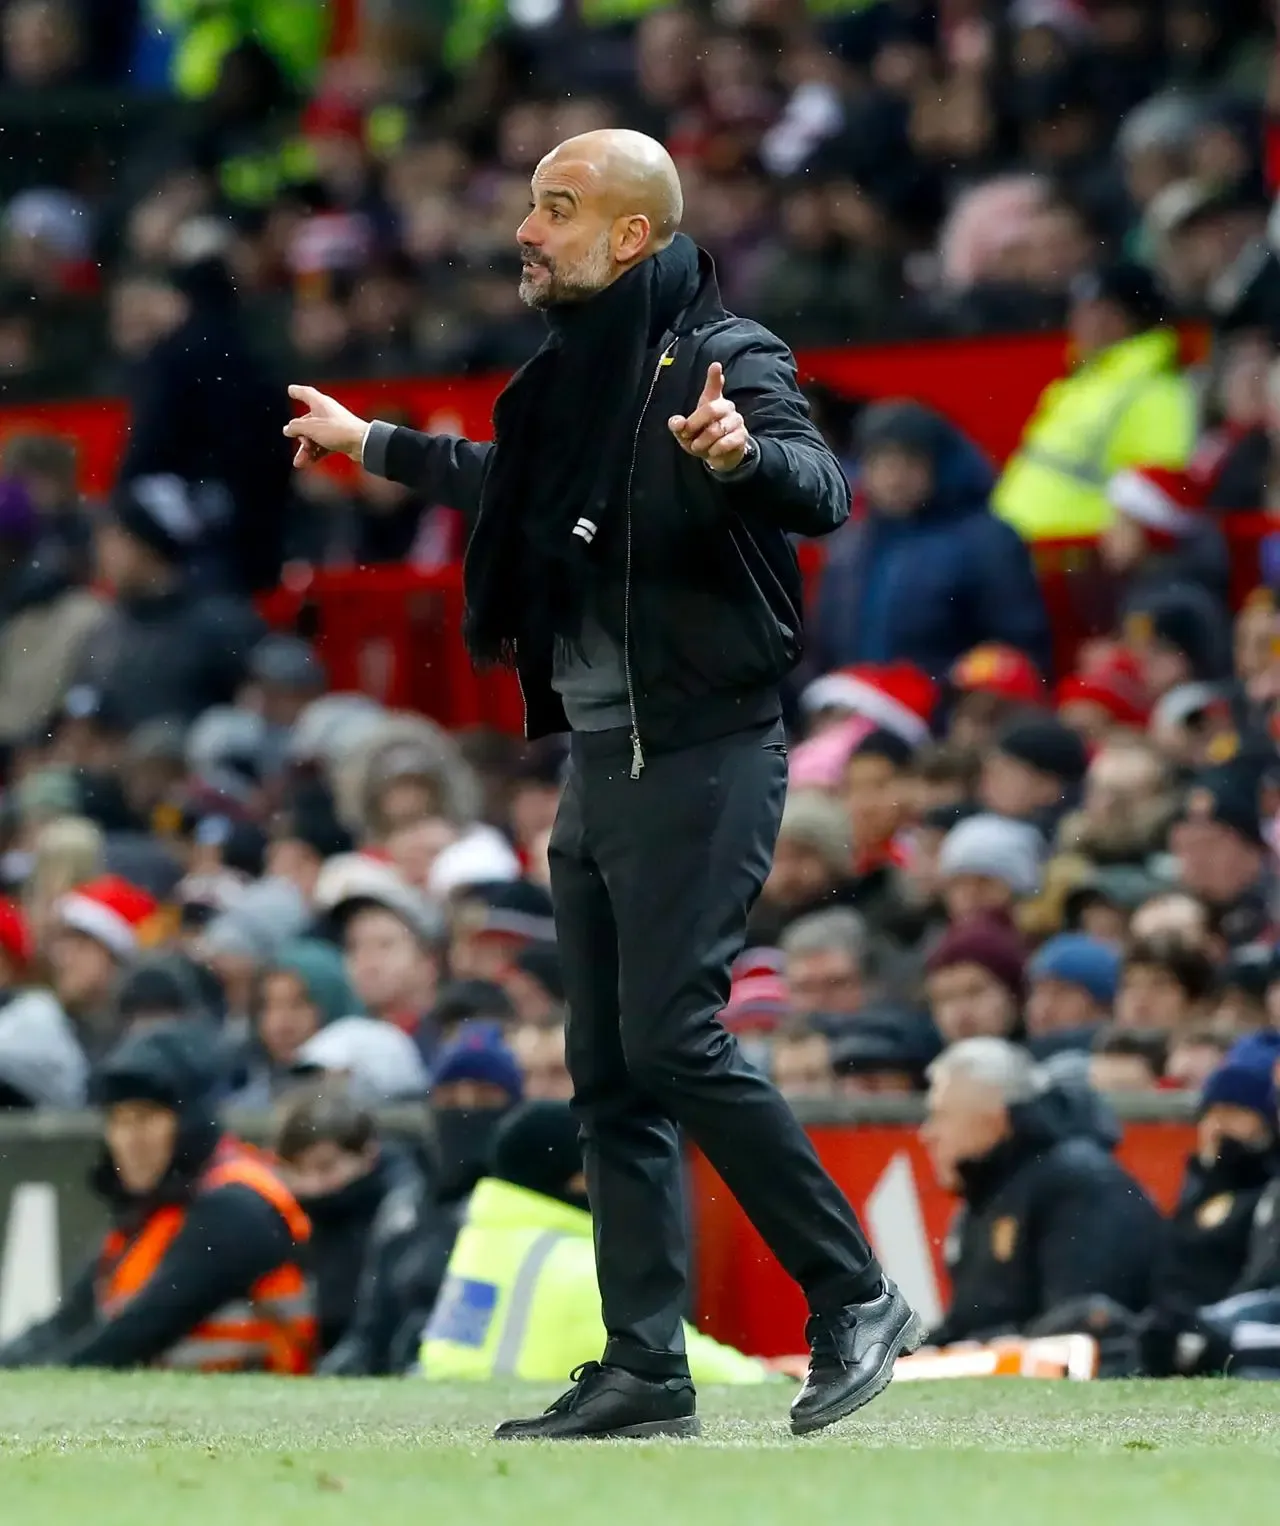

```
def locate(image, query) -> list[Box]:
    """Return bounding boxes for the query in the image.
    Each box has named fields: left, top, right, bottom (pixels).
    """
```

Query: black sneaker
left=493, top=1361, right=701, bottom=1441
left=790, top=1281, right=924, bottom=1437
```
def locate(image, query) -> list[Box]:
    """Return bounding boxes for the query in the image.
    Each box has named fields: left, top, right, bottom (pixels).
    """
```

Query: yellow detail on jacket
left=993, top=329, right=1196, bottom=541
left=420, top=1178, right=768, bottom=1384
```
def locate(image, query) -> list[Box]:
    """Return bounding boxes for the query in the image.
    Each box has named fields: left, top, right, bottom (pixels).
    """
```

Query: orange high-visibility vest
left=96, top=1140, right=316, bottom=1374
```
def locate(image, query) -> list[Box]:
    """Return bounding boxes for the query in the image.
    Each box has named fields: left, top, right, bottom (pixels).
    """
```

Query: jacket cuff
left=704, top=436, right=761, bottom=483
left=361, top=419, right=397, bottom=477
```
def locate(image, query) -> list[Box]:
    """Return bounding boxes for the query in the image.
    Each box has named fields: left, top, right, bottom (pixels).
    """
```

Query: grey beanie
left=938, top=813, right=1045, bottom=898
left=778, top=790, right=853, bottom=876
left=200, top=877, right=309, bottom=965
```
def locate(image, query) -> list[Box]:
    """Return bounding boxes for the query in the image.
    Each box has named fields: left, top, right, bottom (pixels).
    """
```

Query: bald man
left=286, top=130, right=921, bottom=1439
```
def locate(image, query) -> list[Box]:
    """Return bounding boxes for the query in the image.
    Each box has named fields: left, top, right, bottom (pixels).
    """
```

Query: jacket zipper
left=623, top=341, right=676, bottom=778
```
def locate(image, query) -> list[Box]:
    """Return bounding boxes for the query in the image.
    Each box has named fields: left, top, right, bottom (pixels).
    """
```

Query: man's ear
left=614, top=214, right=652, bottom=264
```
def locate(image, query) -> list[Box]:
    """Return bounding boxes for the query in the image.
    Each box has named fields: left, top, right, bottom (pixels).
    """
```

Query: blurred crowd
left=2, top=0, right=1280, bottom=402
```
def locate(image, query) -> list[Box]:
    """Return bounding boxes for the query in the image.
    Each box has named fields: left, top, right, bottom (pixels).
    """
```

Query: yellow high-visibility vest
left=993, top=328, right=1196, bottom=542
left=420, top=1177, right=769, bottom=1385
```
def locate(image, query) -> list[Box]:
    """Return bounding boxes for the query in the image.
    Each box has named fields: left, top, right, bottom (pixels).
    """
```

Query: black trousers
left=548, top=718, right=882, bottom=1379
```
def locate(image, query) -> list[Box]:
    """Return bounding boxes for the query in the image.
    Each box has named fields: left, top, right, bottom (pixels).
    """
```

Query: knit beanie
left=925, top=915, right=1027, bottom=1000
left=431, top=1020, right=524, bottom=1105
left=995, top=717, right=1090, bottom=784
left=1201, top=1047, right=1277, bottom=1122
left=1027, top=933, right=1122, bottom=1007
left=493, top=1101, right=584, bottom=1203
left=937, top=812, right=1044, bottom=897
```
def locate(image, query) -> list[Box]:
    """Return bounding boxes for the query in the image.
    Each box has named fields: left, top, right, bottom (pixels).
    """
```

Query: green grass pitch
left=0, top=1373, right=1275, bottom=1524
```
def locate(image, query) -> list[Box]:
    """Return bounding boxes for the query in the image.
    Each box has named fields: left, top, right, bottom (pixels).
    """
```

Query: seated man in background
left=275, top=1085, right=437, bottom=1376
left=1142, top=1043, right=1279, bottom=1374
left=420, top=1102, right=769, bottom=1390
left=0, top=1022, right=314, bottom=1371
left=921, top=1037, right=1158, bottom=1347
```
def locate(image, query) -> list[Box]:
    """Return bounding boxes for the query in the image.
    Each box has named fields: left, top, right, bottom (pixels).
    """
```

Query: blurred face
left=1166, top=1038, right=1227, bottom=1090
left=1171, top=818, right=1263, bottom=906
left=511, top=1022, right=573, bottom=1100
left=1212, top=988, right=1267, bottom=1035
left=838, top=1067, right=917, bottom=1098
left=921, top=1072, right=1010, bottom=1193
left=861, top=447, right=933, bottom=518
left=1089, top=1052, right=1158, bottom=1093
left=1234, top=603, right=1278, bottom=690
left=451, top=929, right=529, bottom=982
left=927, top=962, right=1017, bottom=1044
left=981, top=752, right=1060, bottom=819
left=1068, top=296, right=1131, bottom=360
left=1084, top=747, right=1163, bottom=829
left=384, top=817, right=456, bottom=890
left=106, top=1100, right=178, bottom=1195
left=202, top=949, right=257, bottom=1019
left=765, top=837, right=839, bottom=907
left=510, top=782, right=562, bottom=852
left=345, top=907, right=436, bottom=1017
left=377, top=777, right=439, bottom=833
left=1141, top=641, right=1191, bottom=699
left=942, top=873, right=1012, bottom=922
left=280, top=1139, right=376, bottom=1199
left=49, top=929, right=115, bottom=1012
left=265, top=838, right=323, bottom=902
left=1198, top=1102, right=1272, bottom=1168
left=772, top=1033, right=835, bottom=1098
left=500, top=966, right=559, bottom=1026
left=845, top=754, right=904, bottom=853
left=948, top=692, right=1013, bottom=752
left=1099, top=512, right=1148, bottom=575
left=1219, top=336, right=1271, bottom=429
left=1026, top=978, right=1102, bottom=1037
left=94, top=521, right=156, bottom=593
left=1079, top=900, right=1129, bottom=945
left=1115, top=962, right=1192, bottom=1031
left=516, top=145, right=649, bottom=310
left=785, top=946, right=863, bottom=1018
left=1130, top=894, right=1208, bottom=949
left=258, top=970, right=321, bottom=1065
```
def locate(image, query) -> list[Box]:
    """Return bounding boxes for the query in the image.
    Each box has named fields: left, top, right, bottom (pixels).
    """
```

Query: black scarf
left=462, top=234, right=703, bottom=666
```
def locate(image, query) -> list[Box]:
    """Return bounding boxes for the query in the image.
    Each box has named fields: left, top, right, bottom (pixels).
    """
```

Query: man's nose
left=517, top=215, right=539, bottom=245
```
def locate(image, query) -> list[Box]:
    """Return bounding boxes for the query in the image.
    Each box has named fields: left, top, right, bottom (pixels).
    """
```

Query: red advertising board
left=0, top=330, right=1079, bottom=495
left=689, top=1120, right=1196, bottom=1357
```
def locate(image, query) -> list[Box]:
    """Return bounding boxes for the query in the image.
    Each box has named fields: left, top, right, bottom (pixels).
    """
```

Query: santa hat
left=1055, top=648, right=1150, bottom=729
left=56, top=875, right=160, bottom=961
left=723, top=969, right=790, bottom=1034
left=949, top=644, right=1046, bottom=706
left=800, top=662, right=937, bottom=746
left=1106, top=466, right=1206, bottom=545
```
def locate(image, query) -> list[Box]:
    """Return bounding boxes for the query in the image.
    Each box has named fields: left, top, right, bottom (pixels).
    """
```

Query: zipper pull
left=630, top=732, right=645, bottom=779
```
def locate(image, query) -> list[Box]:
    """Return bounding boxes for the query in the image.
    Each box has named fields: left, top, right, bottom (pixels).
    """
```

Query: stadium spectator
left=993, top=263, right=1196, bottom=542
left=0, top=1022, right=314, bottom=1371
left=275, top=1085, right=435, bottom=1374
left=922, top=1038, right=1159, bottom=1347
left=772, top=1022, right=838, bottom=1101
left=946, top=646, right=1048, bottom=753
left=980, top=718, right=1089, bottom=834
left=1114, top=937, right=1218, bottom=1034
left=1024, top=934, right=1122, bottom=1052
left=1089, top=1027, right=1169, bottom=1093
left=779, top=907, right=877, bottom=1025
left=936, top=813, right=1043, bottom=924
left=1169, top=767, right=1273, bottom=946
left=420, top=1101, right=768, bottom=1387
left=75, top=476, right=265, bottom=729
left=924, top=917, right=1025, bottom=1047
left=812, top=402, right=1051, bottom=680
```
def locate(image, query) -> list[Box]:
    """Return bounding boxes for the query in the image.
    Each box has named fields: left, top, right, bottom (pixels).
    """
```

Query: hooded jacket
left=813, top=405, right=1053, bottom=679
left=0, top=1022, right=310, bottom=1370
left=331, top=713, right=481, bottom=838
left=0, top=553, right=108, bottom=745
left=930, top=1083, right=1159, bottom=1346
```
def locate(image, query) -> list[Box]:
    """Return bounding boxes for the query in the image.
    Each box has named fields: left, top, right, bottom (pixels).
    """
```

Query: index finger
left=288, top=384, right=324, bottom=405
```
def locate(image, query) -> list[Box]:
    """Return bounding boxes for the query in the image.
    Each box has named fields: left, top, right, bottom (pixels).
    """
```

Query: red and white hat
left=800, top=662, right=938, bottom=746
left=56, top=875, right=160, bottom=961
left=1106, top=466, right=1206, bottom=544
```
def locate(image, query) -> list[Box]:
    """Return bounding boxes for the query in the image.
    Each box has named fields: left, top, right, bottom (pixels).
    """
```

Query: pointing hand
left=283, top=385, right=370, bottom=468
left=668, top=362, right=750, bottom=473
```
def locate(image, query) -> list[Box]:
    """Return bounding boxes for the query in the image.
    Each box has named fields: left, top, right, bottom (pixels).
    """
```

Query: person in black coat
left=74, top=475, right=265, bottom=730
left=274, top=1086, right=438, bottom=1376
left=119, top=254, right=294, bottom=594
left=285, top=128, right=912, bottom=1441
left=921, top=1036, right=1159, bottom=1346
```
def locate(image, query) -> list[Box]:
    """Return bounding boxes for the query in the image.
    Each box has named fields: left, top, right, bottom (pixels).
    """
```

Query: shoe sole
left=790, top=1310, right=927, bottom=1438
left=494, top=1416, right=702, bottom=1442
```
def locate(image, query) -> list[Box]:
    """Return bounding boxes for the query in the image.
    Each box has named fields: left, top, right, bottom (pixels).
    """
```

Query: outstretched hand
left=668, top=362, right=750, bottom=473
left=283, top=385, right=371, bottom=468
